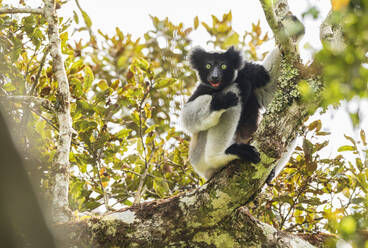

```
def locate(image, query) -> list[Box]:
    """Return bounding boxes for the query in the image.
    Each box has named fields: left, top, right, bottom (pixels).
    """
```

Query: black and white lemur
left=180, top=46, right=272, bottom=179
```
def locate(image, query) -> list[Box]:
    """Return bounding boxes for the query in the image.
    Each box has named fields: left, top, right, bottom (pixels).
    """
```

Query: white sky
left=66, top=0, right=332, bottom=62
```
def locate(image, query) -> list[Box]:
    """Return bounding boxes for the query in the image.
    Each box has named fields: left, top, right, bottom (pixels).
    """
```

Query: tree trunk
left=44, top=0, right=73, bottom=222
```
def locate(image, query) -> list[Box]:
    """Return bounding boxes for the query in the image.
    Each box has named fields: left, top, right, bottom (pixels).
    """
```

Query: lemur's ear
left=189, top=47, right=208, bottom=70
left=225, top=46, right=244, bottom=70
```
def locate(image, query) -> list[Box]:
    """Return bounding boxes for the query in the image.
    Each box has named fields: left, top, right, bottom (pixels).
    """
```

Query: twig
left=74, top=0, right=95, bottom=42
left=134, top=83, right=153, bottom=205
left=0, top=8, right=43, bottom=15
left=3, top=95, right=54, bottom=111
left=30, top=107, right=59, bottom=131
left=95, top=148, right=111, bottom=211
left=29, top=45, right=51, bottom=95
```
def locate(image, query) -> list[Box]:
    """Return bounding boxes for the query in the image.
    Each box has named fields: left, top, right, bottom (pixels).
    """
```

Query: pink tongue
left=210, top=82, right=220, bottom=87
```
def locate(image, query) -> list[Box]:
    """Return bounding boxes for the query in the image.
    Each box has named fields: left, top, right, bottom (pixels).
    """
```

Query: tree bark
left=43, top=0, right=73, bottom=222
left=0, top=7, right=43, bottom=15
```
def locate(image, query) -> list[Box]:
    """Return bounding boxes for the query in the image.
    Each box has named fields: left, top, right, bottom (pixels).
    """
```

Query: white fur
left=180, top=84, right=241, bottom=179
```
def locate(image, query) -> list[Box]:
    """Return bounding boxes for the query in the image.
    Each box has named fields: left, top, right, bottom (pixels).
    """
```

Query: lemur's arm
left=180, top=85, right=238, bottom=134
left=242, top=62, right=270, bottom=89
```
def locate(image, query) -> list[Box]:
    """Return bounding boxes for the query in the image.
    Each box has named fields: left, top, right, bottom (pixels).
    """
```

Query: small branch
left=30, top=107, right=59, bottom=131
left=29, top=45, right=51, bottom=95
left=95, top=148, right=111, bottom=211
left=0, top=8, right=43, bottom=15
left=74, top=0, right=96, bottom=43
left=3, top=95, right=54, bottom=111
left=259, top=0, right=280, bottom=38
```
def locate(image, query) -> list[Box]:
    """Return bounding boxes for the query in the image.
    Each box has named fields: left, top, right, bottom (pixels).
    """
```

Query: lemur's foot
left=225, top=144, right=261, bottom=164
left=210, top=91, right=238, bottom=111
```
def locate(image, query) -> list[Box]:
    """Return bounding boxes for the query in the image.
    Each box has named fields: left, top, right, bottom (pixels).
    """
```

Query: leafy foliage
left=0, top=7, right=269, bottom=212
left=250, top=120, right=368, bottom=246
left=1, top=2, right=368, bottom=246
left=315, top=1, right=368, bottom=108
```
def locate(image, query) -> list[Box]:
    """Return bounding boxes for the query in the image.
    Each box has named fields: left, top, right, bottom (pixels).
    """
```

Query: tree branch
left=43, top=0, right=73, bottom=223
left=0, top=7, right=43, bottom=15
left=259, top=0, right=304, bottom=57
left=320, top=10, right=345, bottom=52
left=3, top=95, right=54, bottom=111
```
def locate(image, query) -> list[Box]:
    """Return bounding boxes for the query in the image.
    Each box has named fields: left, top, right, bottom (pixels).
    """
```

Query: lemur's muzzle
left=208, top=67, right=221, bottom=88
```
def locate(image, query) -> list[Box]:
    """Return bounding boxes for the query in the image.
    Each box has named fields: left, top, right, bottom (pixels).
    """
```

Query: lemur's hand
left=210, top=91, right=239, bottom=111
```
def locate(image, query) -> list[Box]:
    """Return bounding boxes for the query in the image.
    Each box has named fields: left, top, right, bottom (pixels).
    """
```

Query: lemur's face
left=189, top=46, right=243, bottom=90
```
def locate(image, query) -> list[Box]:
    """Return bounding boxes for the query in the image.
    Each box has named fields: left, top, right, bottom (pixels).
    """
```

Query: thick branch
left=56, top=204, right=315, bottom=247
left=43, top=0, right=73, bottom=223
left=3, top=95, right=54, bottom=111
left=0, top=7, right=43, bottom=15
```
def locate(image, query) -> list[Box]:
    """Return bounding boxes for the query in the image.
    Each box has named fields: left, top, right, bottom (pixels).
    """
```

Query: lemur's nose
left=210, top=75, right=219, bottom=81
left=209, top=68, right=220, bottom=82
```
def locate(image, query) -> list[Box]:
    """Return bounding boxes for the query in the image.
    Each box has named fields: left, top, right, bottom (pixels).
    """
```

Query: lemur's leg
left=180, top=92, right=238, bottom=134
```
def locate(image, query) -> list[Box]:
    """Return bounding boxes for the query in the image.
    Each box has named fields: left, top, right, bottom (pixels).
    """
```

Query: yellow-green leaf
left=3, top=83, right=16, bottom=92
left=337, top=145, right=355, bottom=152
left=97, top=80, right=108, bottom=91
left=81, top=10, right=92, bottom=28
left=83, top=65, right=94, bottom=91
left=155, top=78, right=176, bottom=89
left=194, top=16, right=199, bottom=30
left=360, top=129, right=367, bottom=146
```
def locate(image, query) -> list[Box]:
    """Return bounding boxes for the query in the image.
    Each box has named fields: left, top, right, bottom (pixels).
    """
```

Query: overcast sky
left=64, top=0, right=332, bottom=63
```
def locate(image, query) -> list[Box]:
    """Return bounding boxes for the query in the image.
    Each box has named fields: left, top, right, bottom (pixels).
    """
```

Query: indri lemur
left=180, top=46, right=271, bottom=179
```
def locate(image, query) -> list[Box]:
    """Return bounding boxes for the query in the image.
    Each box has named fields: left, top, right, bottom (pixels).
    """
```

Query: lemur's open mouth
left=210, top=82, right=220, bottom=87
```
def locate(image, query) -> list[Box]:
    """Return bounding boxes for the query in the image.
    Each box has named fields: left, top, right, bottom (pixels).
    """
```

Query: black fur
left=225, top=143, right=261, bottom=163
left=188, top=46, right=270, bottom=163
left=210, top=92, right=239, bottom=111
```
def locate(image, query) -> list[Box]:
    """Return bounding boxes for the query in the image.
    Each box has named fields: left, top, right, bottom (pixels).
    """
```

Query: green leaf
left=360, top=129, right=367, bottom=146
left=70, top=78, right=83, bottom=97
left=117, top=55, right=129, bottom=69
left=155, top=78, right=176, bottom=89
left=337, top=145, right=356, bottom=152
left=344, top=134, right=356, bottom=146
left=194, top=16, right=199, bottom=30
left=70, top=60, right=85, bottom=74
left=81, top=10, right=92, bottom=28
left=74, top=120, right=97, bottom=132
left=223, top=32, right=239, bottom=48
left=308, top=120, right=322, bottom=132
left=145, top=124, right=158, bottom=135
left=111, top=80, right=120, bottom=90
left=153, top=178, right=169, bottom=198
left=116, top=129, right=132, bottom=139
left=83, top=65, right=94, bottom=91
left=73, top=10, right=79, bottom=24
left=97, top=80, right=108, bottom=91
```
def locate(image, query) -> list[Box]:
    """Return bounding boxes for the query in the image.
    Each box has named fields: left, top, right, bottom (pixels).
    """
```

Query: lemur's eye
left=221, top=64, right=227, bottom=70
left=206, top=64, right=211, bottom=69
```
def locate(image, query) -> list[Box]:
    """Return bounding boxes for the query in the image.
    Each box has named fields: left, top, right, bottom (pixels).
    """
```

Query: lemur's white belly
left=189, top=103, right=241, bottom=179
left=186, top=84, right=242, bottom=179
